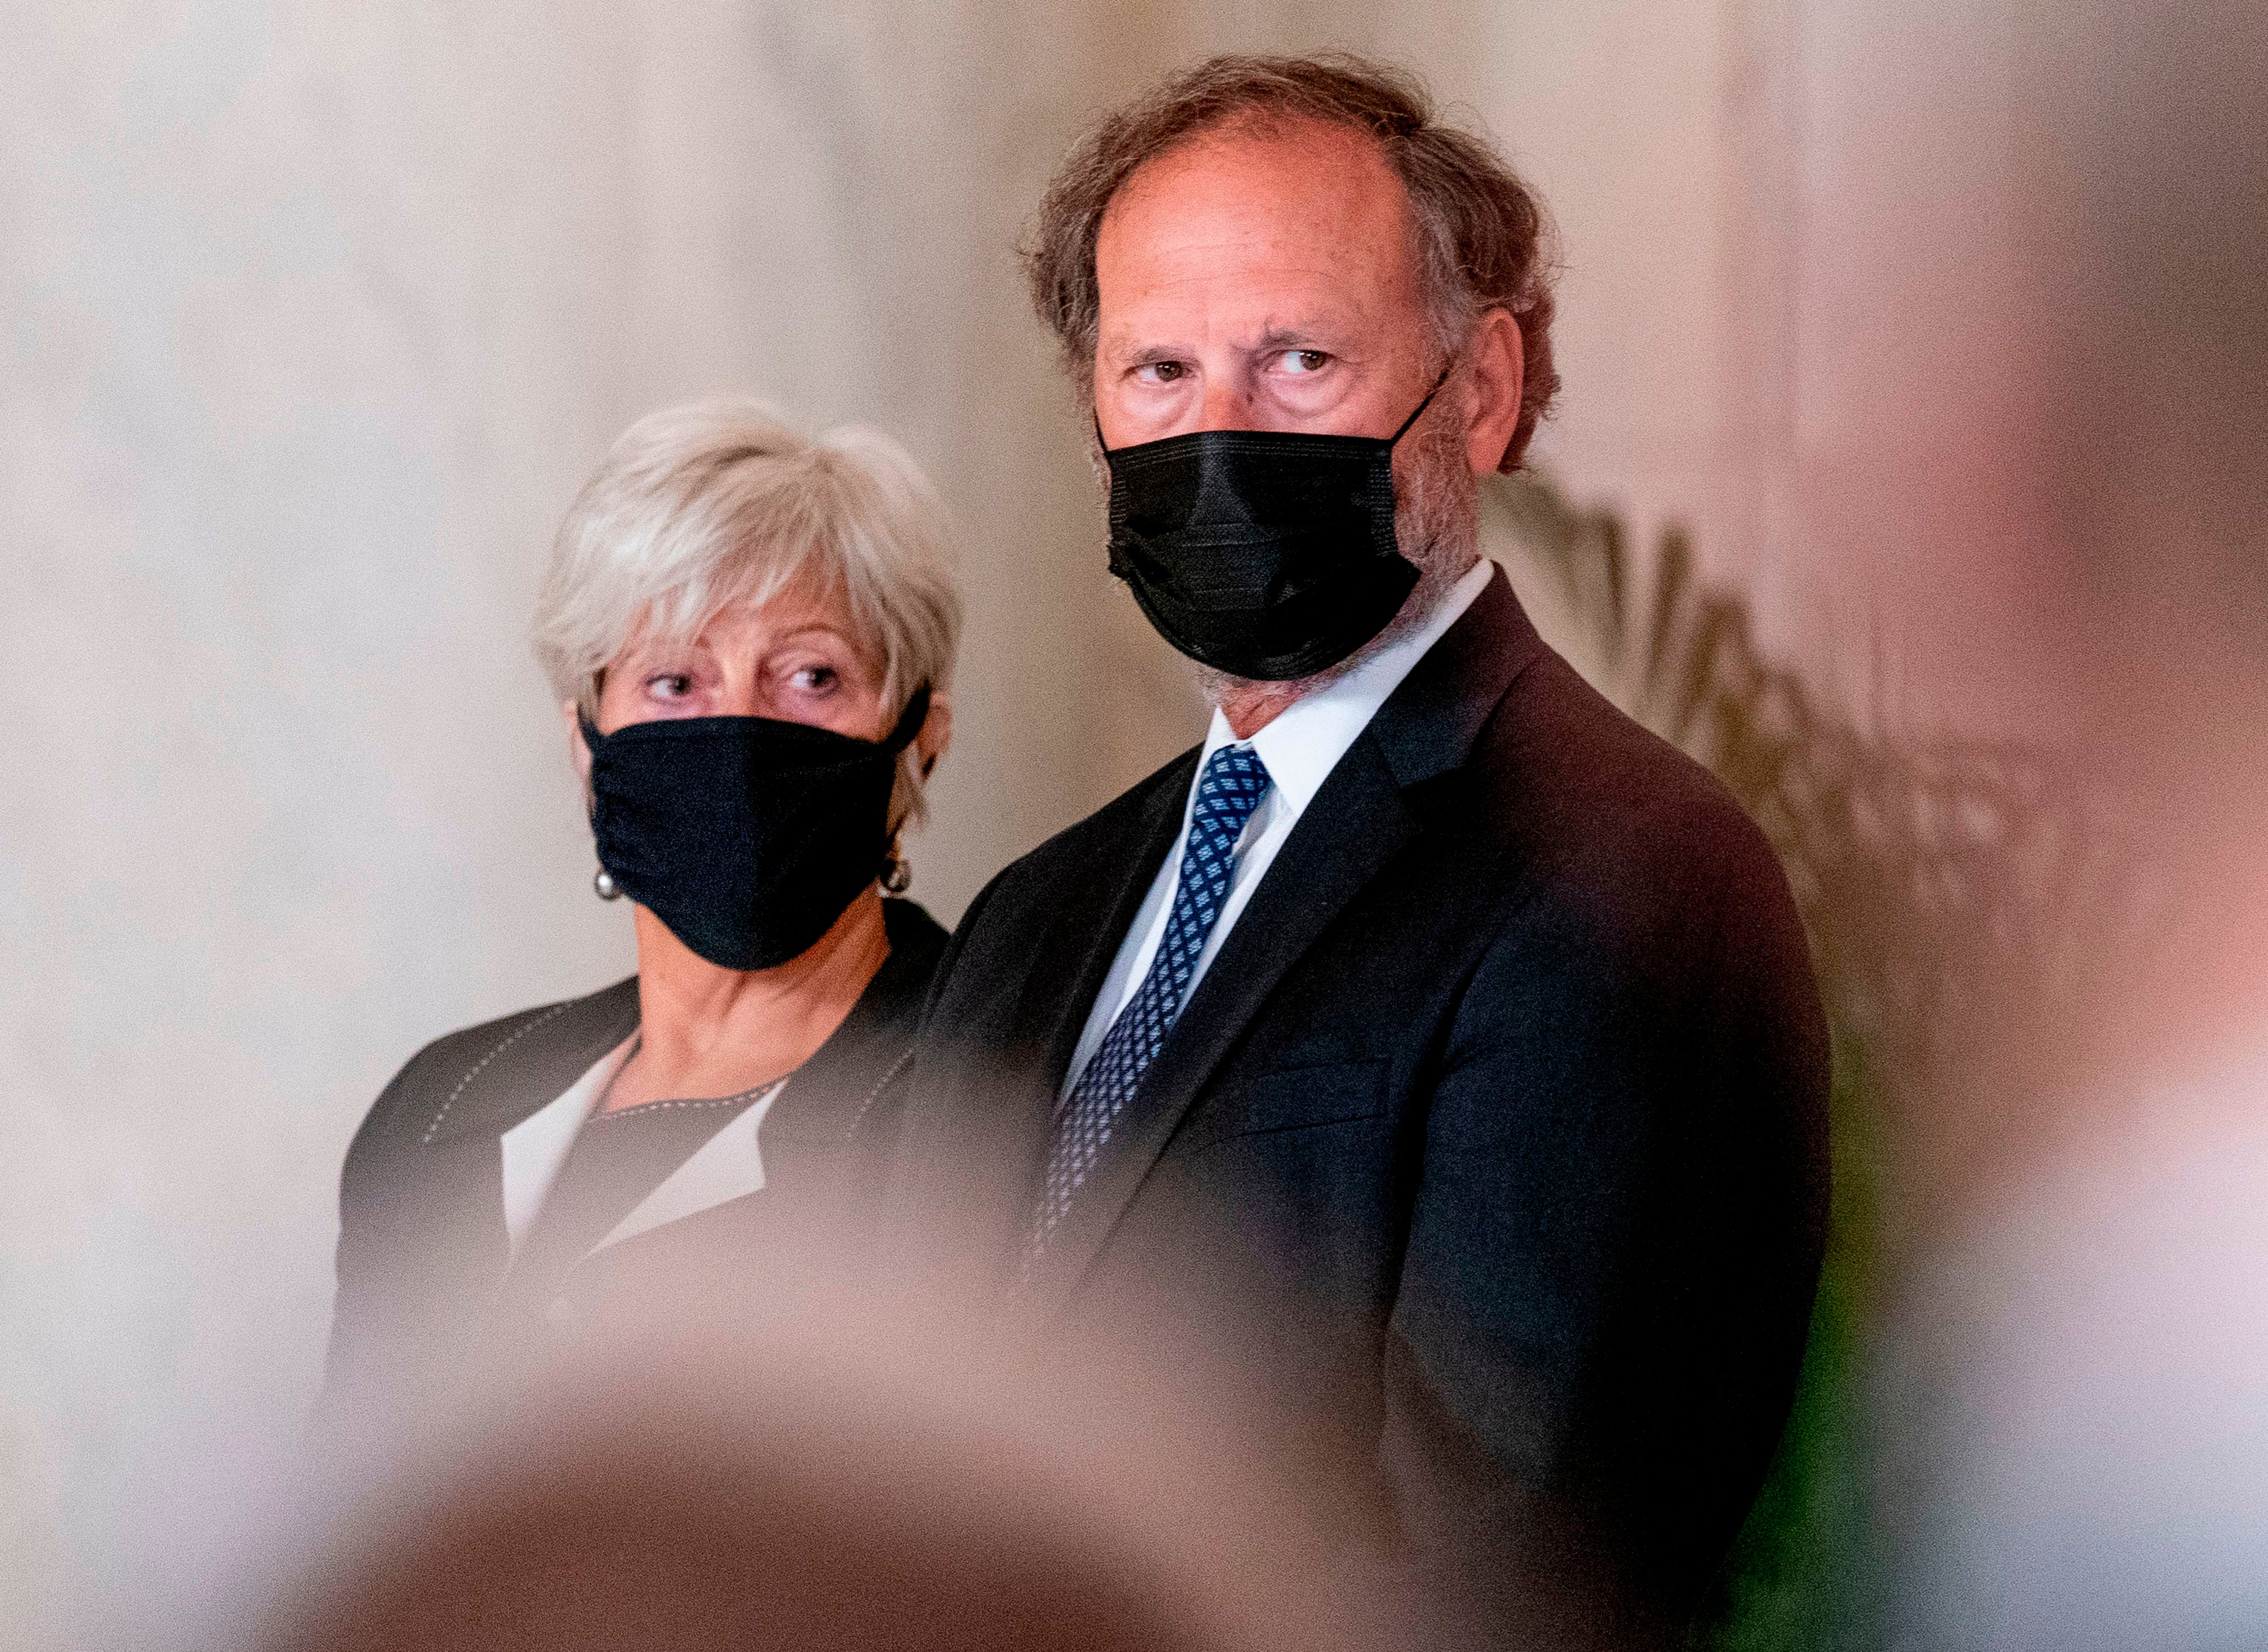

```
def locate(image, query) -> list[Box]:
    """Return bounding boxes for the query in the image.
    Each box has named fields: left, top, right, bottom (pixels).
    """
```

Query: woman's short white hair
left=532, top=397, right=962, bottom=833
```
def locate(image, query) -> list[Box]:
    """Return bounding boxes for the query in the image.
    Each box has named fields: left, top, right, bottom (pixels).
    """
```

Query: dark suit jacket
left=325, top=897, right=946, bottom=1412
left=894, top=570, right=1829, bottom=1642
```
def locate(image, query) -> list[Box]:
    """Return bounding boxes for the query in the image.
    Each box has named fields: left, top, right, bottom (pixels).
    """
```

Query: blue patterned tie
left=1031, top=744, right=1273, bottom=1253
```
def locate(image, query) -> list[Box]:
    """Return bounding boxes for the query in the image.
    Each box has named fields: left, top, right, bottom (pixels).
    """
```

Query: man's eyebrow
left=1099, top=322, right=1353, bottom=363
left=1250, top=321, right=1352, bottom=352
left=1098, top=332, right=1194, bottom=365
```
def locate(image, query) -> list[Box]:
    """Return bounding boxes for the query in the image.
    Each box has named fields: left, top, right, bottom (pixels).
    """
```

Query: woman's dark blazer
left=323, top=897, right=946, bottom=1407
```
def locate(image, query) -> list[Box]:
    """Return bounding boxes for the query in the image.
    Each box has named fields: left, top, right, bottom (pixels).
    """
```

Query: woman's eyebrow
left=765, top=624, right=881, bottom=671
left=619, top=634, right=708, bottom=665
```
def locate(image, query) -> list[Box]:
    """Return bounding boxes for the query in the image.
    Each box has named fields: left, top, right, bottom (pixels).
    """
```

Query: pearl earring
left=880, top=850, right=912, bottom=894
left=593, top=867, right=624, bottom=901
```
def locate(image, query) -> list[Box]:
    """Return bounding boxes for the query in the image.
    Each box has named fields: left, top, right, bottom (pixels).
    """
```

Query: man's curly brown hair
left=1021, top=52, right=1562, bottom=471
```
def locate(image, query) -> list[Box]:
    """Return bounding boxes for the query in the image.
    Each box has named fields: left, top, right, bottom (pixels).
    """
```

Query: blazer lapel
left=1029, top=567, right=1547, bottom=1304
left=585, top=1082, right=785, bottom=1253
left=405, top=979, right=643, bottom=1287
left=499, top=1034, right=638, bottom=1259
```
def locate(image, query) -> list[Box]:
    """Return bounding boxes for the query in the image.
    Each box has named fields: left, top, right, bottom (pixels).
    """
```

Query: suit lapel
left=1025, top=765, right=1194, bottom=1098
left=1027, top=735, right=1417, bottom=1302
left=899, top=756, right=1194, bottom=1263
left=957, top=760, right=1192, bottom=1243
left=1031, top=567, right=1547, bottom=1303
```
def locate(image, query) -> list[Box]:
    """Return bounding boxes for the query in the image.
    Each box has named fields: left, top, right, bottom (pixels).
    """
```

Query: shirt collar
left=1199, top=557, right=1496, bottom=815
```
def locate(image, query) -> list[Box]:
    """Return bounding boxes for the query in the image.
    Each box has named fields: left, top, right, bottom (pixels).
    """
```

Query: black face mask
left=1099, top=376, right=1445, bottom=680
left=579, top=686, right=929, bottom=972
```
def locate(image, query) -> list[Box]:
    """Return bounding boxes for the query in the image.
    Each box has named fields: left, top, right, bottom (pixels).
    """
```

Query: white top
left=498, top=1033, right=785, bottom=1266
left=1060, top=558, right=1495, bottom=1102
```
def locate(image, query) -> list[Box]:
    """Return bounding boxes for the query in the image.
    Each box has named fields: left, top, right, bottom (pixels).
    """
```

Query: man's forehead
left=1105, top=115, right=1408, bottom=240
left=1095, top=117, right=1418, bottom=329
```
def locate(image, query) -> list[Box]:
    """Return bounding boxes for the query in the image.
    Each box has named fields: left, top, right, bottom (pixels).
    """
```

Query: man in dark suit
left=895, top=54, right=1828, bottom=1646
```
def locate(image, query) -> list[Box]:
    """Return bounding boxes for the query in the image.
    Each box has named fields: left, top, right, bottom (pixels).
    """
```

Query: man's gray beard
left=1193, top=404, right=1483, bottom=711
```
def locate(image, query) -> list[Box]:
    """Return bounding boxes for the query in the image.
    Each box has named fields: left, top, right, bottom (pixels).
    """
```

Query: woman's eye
left=644, top=672, right=693, bottom=698
left=1279, top=349, right=1330, bottom=375
left=789, top=664, right=839, bottom=694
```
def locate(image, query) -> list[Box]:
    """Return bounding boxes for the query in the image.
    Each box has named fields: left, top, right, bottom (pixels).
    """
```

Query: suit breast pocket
left=1225, top=1057, right=1392, bottom=1138
left=1174, top=1060, right=1400, bottom=1299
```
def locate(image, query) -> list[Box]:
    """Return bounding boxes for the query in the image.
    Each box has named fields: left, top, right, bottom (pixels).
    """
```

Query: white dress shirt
left=1060, top=558, right=1495, bottom=1102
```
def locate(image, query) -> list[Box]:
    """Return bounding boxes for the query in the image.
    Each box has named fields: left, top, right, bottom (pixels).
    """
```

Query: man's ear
left=914, top=692, right=953, bottom=779
left=562, top=700, right=593, bottom=787
left=1463, top=306, right=1525, bottom=475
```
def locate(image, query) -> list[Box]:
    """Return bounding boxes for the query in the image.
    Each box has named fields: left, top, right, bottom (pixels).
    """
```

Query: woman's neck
left=607, top=889, right=891, bottom=1112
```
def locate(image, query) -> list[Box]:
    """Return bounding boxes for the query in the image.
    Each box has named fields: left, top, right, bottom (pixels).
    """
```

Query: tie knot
left=1191, top=744, right=1271, bottom=846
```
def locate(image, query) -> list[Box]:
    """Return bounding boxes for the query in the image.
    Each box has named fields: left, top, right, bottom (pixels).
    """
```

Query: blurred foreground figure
left=324, top=399, right=959, bottom=1418
left=1882, top=4, right=2268, bottom=1645
left=253, top=1273, right=1385, bottom=1652
left=896, top=55, right=1829, bottom=1647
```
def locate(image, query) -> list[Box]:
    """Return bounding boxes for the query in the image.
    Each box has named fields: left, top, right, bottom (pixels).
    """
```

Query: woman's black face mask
left=1098, top=375, right=1444, bottom=681
left=579, top=685, right=930, bottom=972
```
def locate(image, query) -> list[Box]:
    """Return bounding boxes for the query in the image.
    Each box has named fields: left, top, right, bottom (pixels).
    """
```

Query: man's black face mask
left=1099, top=376, right=1444, bottom=681
left=579, top=686, right=929, bottom=972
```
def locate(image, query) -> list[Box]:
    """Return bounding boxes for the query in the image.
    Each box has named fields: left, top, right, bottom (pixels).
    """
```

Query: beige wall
left=1, top=3, right=2118, bottom=1645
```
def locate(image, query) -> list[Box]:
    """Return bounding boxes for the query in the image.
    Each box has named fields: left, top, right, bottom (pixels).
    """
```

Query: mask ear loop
left=880, top=681, right=936, bottom=895
left=575, top=709, right=621, bottom=899
left=1388, top=360, right=1457, bottom=447
left=883, top=683, right=933, bottom=752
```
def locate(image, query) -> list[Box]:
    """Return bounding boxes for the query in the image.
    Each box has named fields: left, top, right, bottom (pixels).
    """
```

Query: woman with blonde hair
left=324, top=398, right=959, bottom=1405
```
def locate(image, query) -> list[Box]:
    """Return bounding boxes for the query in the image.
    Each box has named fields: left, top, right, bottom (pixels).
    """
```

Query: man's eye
left=1280, top=349, right=1330, bottom=375
left=1135, top=361, right=1186, bottom=384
